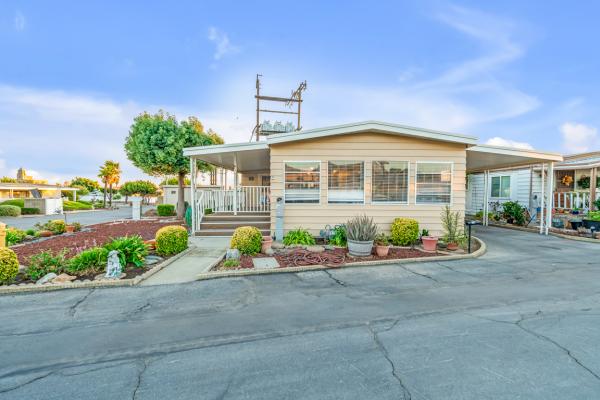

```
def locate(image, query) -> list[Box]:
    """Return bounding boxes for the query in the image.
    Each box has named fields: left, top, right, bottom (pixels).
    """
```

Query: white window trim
left=371, top=160, right=410, bottom=205
left=414, top=161, right=454, bottom=206
left=490, top=175, right=511, bottom=199
left=327, top=160, right=366, bottom=205
left=283, top=160, right=322, bottom=205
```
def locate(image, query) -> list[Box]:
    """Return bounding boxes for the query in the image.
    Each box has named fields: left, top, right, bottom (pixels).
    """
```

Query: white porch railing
left=195, top=185, right=270, bottom=225
left=554, top=191, right=600, bottom=210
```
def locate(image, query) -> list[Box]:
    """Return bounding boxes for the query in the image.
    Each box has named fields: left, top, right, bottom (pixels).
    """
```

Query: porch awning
left=183, top=142, right=270, bottom=172
left=466, top=145, right=563, bottom=173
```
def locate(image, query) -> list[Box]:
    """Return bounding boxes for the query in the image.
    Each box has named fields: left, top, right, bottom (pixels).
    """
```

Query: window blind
left=284, top=161, right=320, bottom=203
left=328, top=161, right=364, bottom=203
left=372, top=161, right=408, bottom=203
left=416, top=162, right=452, bottom=204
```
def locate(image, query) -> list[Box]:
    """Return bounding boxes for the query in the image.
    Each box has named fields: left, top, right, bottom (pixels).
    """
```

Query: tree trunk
left=103, top=182, right=107, bottom=207
left=109, top=184, right=113, bottom=207
left=177, top=171, right=186, bottom=218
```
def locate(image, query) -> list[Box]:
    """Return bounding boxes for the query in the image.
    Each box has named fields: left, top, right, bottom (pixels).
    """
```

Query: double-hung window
left=284, top=161, right=320, bottom=203
left=328, top=161, right=364, bottom=203
left=491, top=176, right=511, bottom=198
left=416, top=162, right=452, bottom=204
left=372, top=161, right=409, bottom=203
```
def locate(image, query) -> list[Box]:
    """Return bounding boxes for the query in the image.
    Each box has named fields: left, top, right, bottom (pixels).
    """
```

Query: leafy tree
left=98, top=161, right=121, bottom=207
left=125, top=111, right=217, bottom=217
left=70, top=177, right=100, bottom=192
left=120, top=180, right=158, bottom=203
left=1, top=177, right=17, bottom=183
left=160, top=176, right=191, bottom=186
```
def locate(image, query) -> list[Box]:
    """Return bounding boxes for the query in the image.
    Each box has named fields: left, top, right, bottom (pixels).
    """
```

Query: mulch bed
left=215, top=247, right=443, bottom=271
left=10, top=219, right=184, bottom=265
left=11, top=265, right=150, bottom=285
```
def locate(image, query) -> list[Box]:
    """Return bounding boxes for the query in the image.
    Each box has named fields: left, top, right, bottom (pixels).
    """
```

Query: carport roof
left=466, top=145, right=563, bottom=173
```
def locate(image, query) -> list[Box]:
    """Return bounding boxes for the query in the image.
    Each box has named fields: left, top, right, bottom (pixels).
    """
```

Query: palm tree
left=98, top=161, right=121, bottom=208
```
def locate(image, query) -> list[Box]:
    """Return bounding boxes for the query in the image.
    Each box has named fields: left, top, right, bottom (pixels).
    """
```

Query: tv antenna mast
left=251, top=74, right=307, bottom=141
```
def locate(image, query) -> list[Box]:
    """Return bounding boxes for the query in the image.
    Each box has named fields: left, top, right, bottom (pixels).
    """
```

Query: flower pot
left=583, top=219, right=600, bottom=231
left=144, top=239, right=156, bottom=250
left=375, top=245, right=390, bottom=257
left=347, top=239, right=374, bottom=257
left=446, top=242, right=459, bottom=251
left=421, top=236, right=438, bottom=252
left=261, top=236, right=273, bottom=254
left=38, top=230, right=53, bottom=238
left=569, top=220, right=583, bottom=230
left=65, top=225, right=75, bottom=233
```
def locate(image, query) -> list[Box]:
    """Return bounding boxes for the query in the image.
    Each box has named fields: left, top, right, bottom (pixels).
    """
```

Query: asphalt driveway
left=1, top=226, right=600, bottom=399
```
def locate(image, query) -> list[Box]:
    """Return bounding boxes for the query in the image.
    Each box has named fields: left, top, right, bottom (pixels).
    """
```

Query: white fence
left=554, top=191, right=600, bottom=210
left=194, top=186, right=270, bottom=227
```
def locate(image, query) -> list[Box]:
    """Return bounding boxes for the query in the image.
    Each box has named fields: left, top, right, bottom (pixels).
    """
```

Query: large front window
left=416, top=162, right=452, bottom=204
left=328, top=161, right=364, bottom=203
left=284, top=161, right=320, bottom=203
left=491, top=176, right=511, bottom=198
left=372, top=161, right=409, bottom=203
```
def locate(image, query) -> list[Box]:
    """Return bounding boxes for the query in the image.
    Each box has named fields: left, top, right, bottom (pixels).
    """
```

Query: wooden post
left=591, top=167, right=598, bottom=211
left=233, top=157, right=238, bottom=216
left=0, top=223, right=6, bottom=248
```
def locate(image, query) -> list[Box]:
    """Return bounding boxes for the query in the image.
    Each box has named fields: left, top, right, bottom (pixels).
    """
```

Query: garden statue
left=105, top=250, right=122, bottom=278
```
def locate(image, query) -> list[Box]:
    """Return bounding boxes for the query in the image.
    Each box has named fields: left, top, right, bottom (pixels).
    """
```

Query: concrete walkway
left=141, top=237, right=229, bottom=286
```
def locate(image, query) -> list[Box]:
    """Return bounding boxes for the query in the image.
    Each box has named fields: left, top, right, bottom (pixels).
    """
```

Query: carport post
left=189, top=156, right=197, bottom=235
left=233, top=156, right=238, bottom=216
left=483, top=170, right=489, bottom=226
left=545, top=162, right=554, bottom=235
left=539, top=163, right=545, bottom=234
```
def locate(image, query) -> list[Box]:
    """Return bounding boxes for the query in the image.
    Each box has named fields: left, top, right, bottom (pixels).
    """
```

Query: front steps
left=196, top=212, right=271, bottom=237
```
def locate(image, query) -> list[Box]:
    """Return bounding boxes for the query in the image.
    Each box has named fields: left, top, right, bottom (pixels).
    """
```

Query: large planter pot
left=569, top=220, right=583, bottom=230
left=348, top=239, right=374, bottom=257
left=375, top=245, right=390, bottom=257
left=65, top=225, right=75, bottom=233
left=446, top=242, right=459, bottom=251
left=421, top=236, right=438, bottom=252
left=583, top=219, right=600, bottom=231
left=261, top=236, right=273, bottom=254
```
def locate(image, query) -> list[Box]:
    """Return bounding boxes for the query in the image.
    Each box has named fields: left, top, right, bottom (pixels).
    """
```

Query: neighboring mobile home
left=183, top=121, right=562, bottom=237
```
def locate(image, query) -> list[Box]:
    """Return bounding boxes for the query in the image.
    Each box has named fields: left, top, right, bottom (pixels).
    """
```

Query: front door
left=261, top=175, right=271, bottom=187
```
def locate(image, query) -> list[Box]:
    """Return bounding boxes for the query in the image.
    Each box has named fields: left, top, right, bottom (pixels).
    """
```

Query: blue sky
left=1, top=0, right=600, bottom=183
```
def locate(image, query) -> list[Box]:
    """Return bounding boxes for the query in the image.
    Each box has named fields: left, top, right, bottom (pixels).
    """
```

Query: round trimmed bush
left=157, top=204, right=176, bottom=216
left=390, top=218, right=419, bottom=246
left=0, top=248, right=19, bottom=284
left=230, top=226, right=262, bottom=255
left=21, top=207, right=41, bottom=215
left=0, top=205, right=21, bottom=217
left=155, top=225, right=188, bottom=256
left=46, top=220, right=66, bottom=234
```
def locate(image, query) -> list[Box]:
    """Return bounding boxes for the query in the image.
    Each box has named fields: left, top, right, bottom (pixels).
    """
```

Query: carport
left=467, top=145, right=563, bottom=234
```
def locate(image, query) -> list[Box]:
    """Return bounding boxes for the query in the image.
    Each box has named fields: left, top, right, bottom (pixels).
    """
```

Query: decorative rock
left=52, top=273, right=76, bottom=284
left=144, top=255, right=164, bottom=265
left=306, top=245, right=325, bottom=253
left=271, top=242, right=285, bottom=250
left=226, top=248, right=240, bottom=260
left=253, top=257, right=280, bottom=270
left=323, top=245, right=335, bottom=251
left=264, top=248, right=275, bottom=256
left=18, top=264, right=27, bottom=273
left=36, top=272, right=57, bottom=285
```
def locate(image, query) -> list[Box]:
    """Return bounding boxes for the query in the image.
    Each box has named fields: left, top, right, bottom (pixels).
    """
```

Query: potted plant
left=65, top=225, right=76, bottom=233
left=261, top=235, right=274, bottom=253
left=569, top=218, right=583, bottom=230
left=441, top=205, right=461, bottom=251
left=374, top=233, right=390, bottom=257
left=572, top=207, right=580, bottom=215
left=583, top=211, right=600, bottom=231
left=346, top=214, right=378, bottom=257
left=421, top=229, right=438, bottom=252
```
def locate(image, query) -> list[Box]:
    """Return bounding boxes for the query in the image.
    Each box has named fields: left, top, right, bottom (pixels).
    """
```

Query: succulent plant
left=346, top=214, right=378, bottom=242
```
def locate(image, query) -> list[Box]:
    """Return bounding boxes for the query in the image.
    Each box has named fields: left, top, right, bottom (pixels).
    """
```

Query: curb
left=196, top=237, right=486, bottom=281
left=0, top=246, right=195, bottom=296
left=489, top=223, right=600, bottom=244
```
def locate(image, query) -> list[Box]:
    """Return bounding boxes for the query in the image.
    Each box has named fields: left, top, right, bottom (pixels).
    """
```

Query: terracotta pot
left=65, top=225, right=75, bottom=233
left=446, top=242, right=459, bottom=251
left=375, top=245, right=390, bottom=257
left=261, top=236, right=273, bottom=253
left=144, top=239, right=156, bottom=250
left=38, top=230, right=53, bottom=238
left=421, top=236, right=438, bottom=251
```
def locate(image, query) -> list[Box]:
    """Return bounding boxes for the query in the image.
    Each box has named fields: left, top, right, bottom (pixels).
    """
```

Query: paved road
left=0, top=205, right=155, bottom=229
left=1, top=226, right=600, bottom=399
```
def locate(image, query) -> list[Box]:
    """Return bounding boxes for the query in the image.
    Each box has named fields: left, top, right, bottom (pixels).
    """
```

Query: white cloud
left=14, top=11, right=25, bottom=31
left=560, top=122, right=598, bottom=153
left=207, top=27, right=239, bottom=61
left=485, top=137, right=533, bottom=149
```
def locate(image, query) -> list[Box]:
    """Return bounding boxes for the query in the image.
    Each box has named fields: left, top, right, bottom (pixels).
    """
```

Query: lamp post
left=464, top=220, right=481, bottom=253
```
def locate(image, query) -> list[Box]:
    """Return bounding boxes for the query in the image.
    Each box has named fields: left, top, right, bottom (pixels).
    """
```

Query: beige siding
left=269, top=132, right=466, bottom=236
left=241, top=171, right=270, bottom=186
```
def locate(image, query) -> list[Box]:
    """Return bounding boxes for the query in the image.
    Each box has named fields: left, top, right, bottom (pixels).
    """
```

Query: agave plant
left=346, top=214, right=378, bottom=242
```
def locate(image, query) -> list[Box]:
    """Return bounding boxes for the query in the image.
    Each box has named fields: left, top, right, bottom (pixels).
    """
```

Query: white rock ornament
left=105, top=250, right=123, bottom=279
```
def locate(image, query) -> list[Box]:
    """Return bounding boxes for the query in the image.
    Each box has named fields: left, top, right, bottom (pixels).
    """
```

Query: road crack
left=68, top=289, right=95, bottom=317
left=399, top=265, right=439, bottom=283
left=323, top=270, right=347, bottom=287
left=132, top=358, right=149, bottom=400
left=367, top=324, right=411, bottom=399
left=0, top=371, right=53, bottom=394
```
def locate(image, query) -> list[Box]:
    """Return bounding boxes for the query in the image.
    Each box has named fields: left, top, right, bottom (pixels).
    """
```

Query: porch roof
left=183, top=141, right=270, bottom=172
left=466, top=145, right=563, bottom=173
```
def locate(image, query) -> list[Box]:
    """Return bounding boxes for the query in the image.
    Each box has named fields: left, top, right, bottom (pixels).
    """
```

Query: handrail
left=195, top=186, right=271, bottom=229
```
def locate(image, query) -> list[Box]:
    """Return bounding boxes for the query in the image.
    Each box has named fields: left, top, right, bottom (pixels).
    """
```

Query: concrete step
left=196, top=229, right=271, bottom=237
left=205, top=212, right=269, bottom=217
left=202, top=214, right=270, bottom=222
left=200, top=221, right=271, bottom=230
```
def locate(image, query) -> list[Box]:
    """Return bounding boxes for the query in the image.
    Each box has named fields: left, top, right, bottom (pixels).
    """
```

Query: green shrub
left=230, top=226, right=263, bottom=255
left=157, top=204, right=176, bottom=216
left=0, top=199, right=24, bottom=208
left=6, top=227, right=27, bottom=246
left=222, top=259, right=240, bottom=269
left=502, top=201, right=525, bottom=226
left=0, top=205, right=21, bottom=217
left=283, top=228, right=315, bottom=246
left=390, top=218, right=419, bottom=246
left=0, top=248, right=19, bottom=284
left=155, top=225, right=188, bottom=256
left=25, top=229, right=36, bottom=236
left=26, top=249, right=68, bottom=280
left=586, top=211, right=600, bottom=221
left=71, top=222, right=82, bottom=232
left=45, top=220, right=66, bottom=234
left=346, top=215, right=378, bottom=242
left=67, top=247, right=109, bottom=273
left=63, top=200, right=93, bottom=211
left=329, top=225, right=347, bottom=246
left=204, top=208, right=213, bottom=215
left=104, top=235, right=148, bottom=267
left=21, top=207, right=40, bottom=215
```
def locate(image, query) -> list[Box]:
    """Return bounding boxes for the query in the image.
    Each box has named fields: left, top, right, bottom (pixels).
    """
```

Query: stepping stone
left=306, top=245, right=325, bottom=253
left=253, top=257, right=280, bottom=270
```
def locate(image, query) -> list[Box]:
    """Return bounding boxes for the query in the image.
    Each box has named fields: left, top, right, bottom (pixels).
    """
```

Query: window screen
left=284, top=162, right=320, bottom=203
left=372, top=161, right=409, bottom=203
left=416, top=162, right=452, bottom=204
left=491, top=176, right=511, bottom=198
left=328, top=161, right=364, bottom=203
